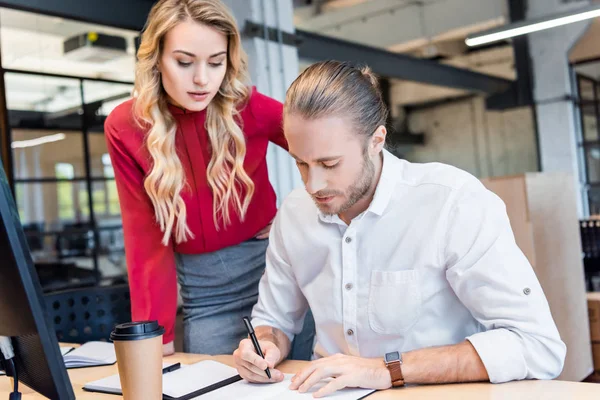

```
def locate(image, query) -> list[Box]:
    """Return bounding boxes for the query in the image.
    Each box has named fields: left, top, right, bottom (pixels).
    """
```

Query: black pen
left=242, top=316, right=271, bottom=379
left=162, top=362, right=181, bottom=374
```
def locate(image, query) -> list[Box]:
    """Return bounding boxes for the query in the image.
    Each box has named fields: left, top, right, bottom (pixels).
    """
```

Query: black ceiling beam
left=0, top=0, right=154, bottom=31
left=294, top=28, right=512, bottom=95
left=244, top=21, right=511, bottom=94
left=485, top=0, right=534, bottom=110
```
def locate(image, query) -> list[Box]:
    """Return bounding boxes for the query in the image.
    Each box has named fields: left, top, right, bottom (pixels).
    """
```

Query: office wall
left=398, top=96, right=539, bottom=179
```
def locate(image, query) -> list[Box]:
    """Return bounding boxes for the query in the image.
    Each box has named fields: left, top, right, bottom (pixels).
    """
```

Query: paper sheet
left=195, top=374, right=374, bottom=400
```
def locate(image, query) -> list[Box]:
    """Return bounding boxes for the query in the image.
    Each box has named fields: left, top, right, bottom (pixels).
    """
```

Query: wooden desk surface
left=1, top=347, right=600, bottom=399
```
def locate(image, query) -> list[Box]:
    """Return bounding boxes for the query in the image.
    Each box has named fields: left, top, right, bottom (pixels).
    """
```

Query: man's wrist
left=378, top=359, right=393, bottom=389
left=399, top=351, right=412, bottom=383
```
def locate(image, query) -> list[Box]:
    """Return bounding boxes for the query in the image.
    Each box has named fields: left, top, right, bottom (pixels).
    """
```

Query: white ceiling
left=0, top=9, right=137, bottom=81
left=0, top=7, right=136, bottom=113
left=294, top=0, right=507, bottom=57
left=293, top=0, right=514, bottom=106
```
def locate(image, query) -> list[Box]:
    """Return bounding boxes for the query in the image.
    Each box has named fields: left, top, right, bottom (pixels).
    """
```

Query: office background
left=0, top=0, right=599, bottom=382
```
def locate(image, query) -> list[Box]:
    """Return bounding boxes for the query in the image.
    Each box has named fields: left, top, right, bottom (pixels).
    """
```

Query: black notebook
left=84, top=360, right=241, bottom=400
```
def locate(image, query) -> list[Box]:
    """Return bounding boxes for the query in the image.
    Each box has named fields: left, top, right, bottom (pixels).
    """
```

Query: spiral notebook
left=62, top=341, right=116, bottom=368
left=83, top=360, right=375, bottom=400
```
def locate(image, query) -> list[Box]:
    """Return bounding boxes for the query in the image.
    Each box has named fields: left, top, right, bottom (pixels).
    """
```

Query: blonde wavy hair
left=133, top=0, right=253, bottom=245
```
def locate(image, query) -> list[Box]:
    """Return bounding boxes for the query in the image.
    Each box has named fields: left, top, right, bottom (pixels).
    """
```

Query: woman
left=104, top=0, right=313, bottom=356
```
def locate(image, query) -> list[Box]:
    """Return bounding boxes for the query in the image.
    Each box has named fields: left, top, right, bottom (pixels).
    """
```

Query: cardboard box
left=593, top=342, right=600, bottom=372
left=588, top=293, right=600, bottom=342
left=482, top=173, right=592, bottom=381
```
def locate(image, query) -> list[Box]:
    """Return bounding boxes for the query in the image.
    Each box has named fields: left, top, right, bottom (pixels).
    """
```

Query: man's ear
left=370, top=125, right=387, bottom=154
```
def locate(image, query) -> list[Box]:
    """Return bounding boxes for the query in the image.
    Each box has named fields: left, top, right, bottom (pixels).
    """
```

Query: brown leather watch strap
left=386, top=360, right=405, bottom=387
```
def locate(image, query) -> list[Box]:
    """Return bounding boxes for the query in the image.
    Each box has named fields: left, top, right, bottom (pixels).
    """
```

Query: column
left=527, top=0, right=592, bottom=216
left=223, top=0, right=303, bottom=205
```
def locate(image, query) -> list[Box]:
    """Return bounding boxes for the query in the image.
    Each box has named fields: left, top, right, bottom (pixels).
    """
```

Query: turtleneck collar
left=166, top=102, right=207, bottom=116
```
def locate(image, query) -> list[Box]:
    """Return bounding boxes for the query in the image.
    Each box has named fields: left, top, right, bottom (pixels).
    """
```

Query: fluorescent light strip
left=11, top=133, right=66, bottom=149
left=466, top=4, right=600, bottom=47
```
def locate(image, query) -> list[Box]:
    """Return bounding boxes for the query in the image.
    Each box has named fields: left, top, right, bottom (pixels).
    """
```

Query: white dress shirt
left=252, top=149, right=566, bottom=383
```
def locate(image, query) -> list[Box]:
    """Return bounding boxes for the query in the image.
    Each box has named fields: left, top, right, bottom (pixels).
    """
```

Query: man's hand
left=163, top=341, right=175, bottom=356
left=233, top=338, right=285, bottom=383
left=289, top=354, right=392, bottom=398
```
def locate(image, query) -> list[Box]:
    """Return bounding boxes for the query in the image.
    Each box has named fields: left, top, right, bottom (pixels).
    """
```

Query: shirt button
left=347, top=329, right=354, bottom=336
left=523, top=287, right=531, bottom=295
left=345, top=283, right=353, bottom=291
left=345, top=237, right=352, bottom=243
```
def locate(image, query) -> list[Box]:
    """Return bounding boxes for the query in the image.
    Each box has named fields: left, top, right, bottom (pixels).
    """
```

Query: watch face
left=385, top=351, right=400, bottom=363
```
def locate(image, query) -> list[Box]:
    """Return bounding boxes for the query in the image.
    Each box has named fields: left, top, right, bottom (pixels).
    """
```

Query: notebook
left=84, top=360, right=241, bottom=399
left=83, top=360, right=375, bottom=400
left=62, top=341, right=116, bottom=368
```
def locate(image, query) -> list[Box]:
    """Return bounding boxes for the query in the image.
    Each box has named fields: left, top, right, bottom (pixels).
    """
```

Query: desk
left=1, top=350, right=600, bottom=399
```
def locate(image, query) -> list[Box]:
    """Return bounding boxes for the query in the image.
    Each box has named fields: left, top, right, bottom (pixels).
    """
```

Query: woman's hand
left=255, top=220, right=273, bottom=240
left=163, top=341, right=175, bottom=356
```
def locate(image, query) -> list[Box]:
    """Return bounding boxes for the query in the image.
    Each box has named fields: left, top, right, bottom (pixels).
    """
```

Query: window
left=0, top=6, right=135, bottom=285
left=103, top=153, right=120, bottom=215
left=55, top=163, right=75, bottom=221
left=574, top=68, right=600, bottom=216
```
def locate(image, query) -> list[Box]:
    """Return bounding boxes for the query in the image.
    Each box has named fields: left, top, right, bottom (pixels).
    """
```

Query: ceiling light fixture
left=465, top=4, right=600, bottom=47
left=11, top=133, right=66, bottom=149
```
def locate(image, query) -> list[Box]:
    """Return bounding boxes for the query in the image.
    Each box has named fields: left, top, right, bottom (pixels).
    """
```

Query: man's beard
left=312, top=149, right=375, bottom=216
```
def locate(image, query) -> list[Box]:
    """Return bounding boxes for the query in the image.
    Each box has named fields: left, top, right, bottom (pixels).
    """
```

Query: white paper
left=196, top=374, right=375, bottom=400
left=161, top=360, right=239, bottom=398
left=63, top=341, right=116, bottom=367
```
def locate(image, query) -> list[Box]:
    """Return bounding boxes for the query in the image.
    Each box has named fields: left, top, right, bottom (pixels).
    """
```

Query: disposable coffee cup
left=110, top=321, right=165, bottom=400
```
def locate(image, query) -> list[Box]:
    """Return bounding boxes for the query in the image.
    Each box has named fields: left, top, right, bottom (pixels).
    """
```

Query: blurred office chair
left=44, top=284, right=131, bottom=343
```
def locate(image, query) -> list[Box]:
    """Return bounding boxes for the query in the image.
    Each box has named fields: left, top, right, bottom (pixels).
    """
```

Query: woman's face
left=159, top=20, right=228, bottom=112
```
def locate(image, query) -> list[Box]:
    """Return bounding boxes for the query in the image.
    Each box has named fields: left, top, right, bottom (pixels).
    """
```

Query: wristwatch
left=384, top=351, right=405, bottom=387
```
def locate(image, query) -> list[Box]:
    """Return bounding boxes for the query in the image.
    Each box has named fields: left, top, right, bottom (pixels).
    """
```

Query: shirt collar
left=317, top=148, right=399, bottom=224
left=368, top=148, right=397, bottom=216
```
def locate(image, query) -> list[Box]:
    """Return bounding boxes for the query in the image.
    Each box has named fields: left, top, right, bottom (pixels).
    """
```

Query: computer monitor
left=0, top=162, right=75, bottom=399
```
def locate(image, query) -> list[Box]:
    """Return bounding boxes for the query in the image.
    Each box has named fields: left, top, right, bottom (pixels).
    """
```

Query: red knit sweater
left=104, top=87, right=286, bottom=343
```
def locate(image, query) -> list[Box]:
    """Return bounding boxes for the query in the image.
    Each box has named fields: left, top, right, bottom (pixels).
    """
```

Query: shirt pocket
left=368, top=269, right=421, bottom=334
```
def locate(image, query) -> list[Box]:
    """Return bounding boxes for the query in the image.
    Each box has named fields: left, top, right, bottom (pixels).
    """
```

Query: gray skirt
left=175, top=238, right=315, bottom=358
left=175, top=238, right=268, bottom=355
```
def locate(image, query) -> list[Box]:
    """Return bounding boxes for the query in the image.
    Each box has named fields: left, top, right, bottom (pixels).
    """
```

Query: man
left=232, top=60, right=566, bottom=398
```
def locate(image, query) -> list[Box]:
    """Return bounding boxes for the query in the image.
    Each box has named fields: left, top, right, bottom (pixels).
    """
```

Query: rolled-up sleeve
left=251, top=210, right=309, bottom=343
left=443, top=178, right=566, bottom=383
